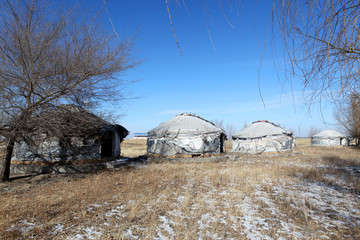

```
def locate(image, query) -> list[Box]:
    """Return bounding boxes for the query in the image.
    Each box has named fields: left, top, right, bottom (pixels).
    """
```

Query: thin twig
left=166, top=0, right=182, bottom=55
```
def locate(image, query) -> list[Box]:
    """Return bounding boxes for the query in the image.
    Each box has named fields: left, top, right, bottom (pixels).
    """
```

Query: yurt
left=232, top=120, right=293, bottom=154
left=311, top=130, right=348, bottom=146
left=147, top=113, right=226, bottom=157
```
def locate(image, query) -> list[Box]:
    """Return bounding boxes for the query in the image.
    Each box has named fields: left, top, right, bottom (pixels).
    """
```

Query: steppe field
left=0, top=138, right=359, bottom=239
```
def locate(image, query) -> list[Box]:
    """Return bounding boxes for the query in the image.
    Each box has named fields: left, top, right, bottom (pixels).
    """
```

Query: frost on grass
left=4, top=152, right=360, bottom=239
left=66, top=227, right=102, bottom=240
left=273, top=181, right=360, bottom=233
left=7, top=219, right=36, bottom=235
left=155, top=215, right=177, bottom=239
left=49, top=224, right=64, bottom=235
left=123, top=229, right=139, bottom=239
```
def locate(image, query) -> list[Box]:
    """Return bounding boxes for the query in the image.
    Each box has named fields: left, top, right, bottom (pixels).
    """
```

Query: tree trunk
left=0, top=138, right=15, bottom=182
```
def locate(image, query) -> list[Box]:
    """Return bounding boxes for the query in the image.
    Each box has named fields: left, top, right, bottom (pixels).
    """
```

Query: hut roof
left=30, top=104, right=128, bottom=139
left=232, top=120, right=292, bottom=139
left=148, top=113, right=224, bottom=138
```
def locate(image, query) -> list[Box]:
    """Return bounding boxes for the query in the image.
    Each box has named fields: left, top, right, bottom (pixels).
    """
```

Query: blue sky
left=90, top=0, right=337, bottom=137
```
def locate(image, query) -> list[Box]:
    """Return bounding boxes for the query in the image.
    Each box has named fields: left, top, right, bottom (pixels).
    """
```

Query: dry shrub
left=0, top=142, right=4, bottom=160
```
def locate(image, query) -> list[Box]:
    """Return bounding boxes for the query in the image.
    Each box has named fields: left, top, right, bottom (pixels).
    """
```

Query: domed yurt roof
left=312, top=129, right=346, bottom=138
left=148, top=113, right=224, bottom=138
left=232, top=120, right=292, bottom=139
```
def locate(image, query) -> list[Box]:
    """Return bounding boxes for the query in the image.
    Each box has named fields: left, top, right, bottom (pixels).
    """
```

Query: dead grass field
left=121, top=139, right=147, bottom=158
left=0, top=138, right=360, bottom=239
left=0, top=143, right=4, bottom=160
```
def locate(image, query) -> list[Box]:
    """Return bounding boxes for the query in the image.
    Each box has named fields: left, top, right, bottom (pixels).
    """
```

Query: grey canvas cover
left=311, top=129, right=347, bottom=146
left=232, top=121, right=293, bottom=154
left=148, top=113, right=223, bottom=138
left=147, top=113, right=225, bottom=156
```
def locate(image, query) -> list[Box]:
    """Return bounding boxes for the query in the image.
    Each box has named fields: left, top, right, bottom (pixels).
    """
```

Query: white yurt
left=311, top=130, right=348, bottom=146
left=232, top=120, right=293, bottom=154
left=147, top=113, right=226, bottom=157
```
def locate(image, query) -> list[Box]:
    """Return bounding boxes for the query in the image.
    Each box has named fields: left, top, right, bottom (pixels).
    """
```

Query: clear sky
left=89, top=0, right=337, bottom=137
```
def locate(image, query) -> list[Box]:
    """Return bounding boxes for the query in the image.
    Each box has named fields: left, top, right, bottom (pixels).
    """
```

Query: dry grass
left=295, top=137, right=360, bottom=159
left=121, top=139, right=147, bottom=158
left=0, top=143, right=4, bottom=160
left=0, top=138, right=359, bottom=239
left=225, top=139, right=232, bottom=152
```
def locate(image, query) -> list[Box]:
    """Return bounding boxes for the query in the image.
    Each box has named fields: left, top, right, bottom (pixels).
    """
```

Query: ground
left=0, top=139, right=359, bottom=239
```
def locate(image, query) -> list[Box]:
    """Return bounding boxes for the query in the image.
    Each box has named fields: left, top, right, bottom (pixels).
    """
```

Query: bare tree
left=334, top=92, right=360, bottom=144
left=272, top=0, right=360, bottom=103
left=212, top=119, right=224, bottom=130
left=225, top=123, right=237, bottom=139
left=212, top=119, right=237, bottom=138
left=308, top=126, right=320, bottom=138
left=0, top=0, right=137, bottom=182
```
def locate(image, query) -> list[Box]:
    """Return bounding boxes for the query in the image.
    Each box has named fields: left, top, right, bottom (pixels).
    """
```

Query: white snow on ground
left=65, top=227, right=102, bottom=240
left=48, top=224, right=64, bottom=235
left=272, top=181, right=360, bottom=231
left=155, top=215, right=176, bottom=239
left=198, top=213, right=217, bottom=230
left=104, top=205, right=127, bottom=219
left=252, top=185, right=305, bottom=239
left=7, top=219, right=36, bottom=235
left=240, top=195, right=272, bottom=240
left=123, top=229, right=139, bottom=239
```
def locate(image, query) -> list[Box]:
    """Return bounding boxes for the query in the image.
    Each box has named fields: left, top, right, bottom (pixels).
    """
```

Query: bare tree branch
left=0, top=0, right=138, bottom=181
left=273, top=0, right=360, bottom=103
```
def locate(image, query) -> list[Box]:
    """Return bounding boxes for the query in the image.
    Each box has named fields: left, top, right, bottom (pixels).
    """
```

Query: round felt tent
left=311, top=129, right=348, bottom=146
left=232, top=120, right=293, bottom=154
left=147, top=113, right=226, bottom=157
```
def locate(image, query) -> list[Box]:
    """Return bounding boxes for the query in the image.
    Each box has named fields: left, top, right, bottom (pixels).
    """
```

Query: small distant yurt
left=232, top=120, right=293, bottom=154
left=147, top=113, right=226, bottom=157
left=311, top=130, right=348, bottom=146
